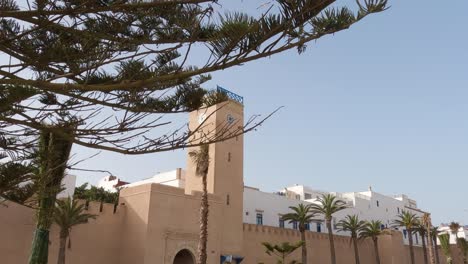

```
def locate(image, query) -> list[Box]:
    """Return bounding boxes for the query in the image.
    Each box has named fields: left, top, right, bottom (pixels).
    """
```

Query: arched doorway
left=173, top=249, right=195, bottom=264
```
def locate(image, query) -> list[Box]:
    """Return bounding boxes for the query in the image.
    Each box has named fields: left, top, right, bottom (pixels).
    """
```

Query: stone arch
left=173, top=249, right=195, bottom=264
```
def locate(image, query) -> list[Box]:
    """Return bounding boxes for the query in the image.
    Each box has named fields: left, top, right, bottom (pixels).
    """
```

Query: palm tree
left=337, top=215, right=365, bottom=264
left=430, top=227, right=441, bottom=264
left=262, top=241, right=304, bottom=264
left=449, top=222, right=461, bottom=240
left=310, top=194, right=348, bottom=264
left=53, top=198, right=96, bottom=264
left=282, top=204, right=317, bottom=264
left=422, top=214, right=436, bottom=264
left=450, top=222, right=462, bottom=263
left=414, top=222, right=429, bottom=264
left=360, top=220, right=384, bottom=264
left=393, top=211, right=420, bottom=264
left=439, top=233, right=452, bottom=264
left=189, top=144, right=210, bottom=264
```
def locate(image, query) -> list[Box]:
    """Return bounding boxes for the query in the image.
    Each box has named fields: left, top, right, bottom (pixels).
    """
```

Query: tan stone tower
left=185, top=92, right=244, bottom=258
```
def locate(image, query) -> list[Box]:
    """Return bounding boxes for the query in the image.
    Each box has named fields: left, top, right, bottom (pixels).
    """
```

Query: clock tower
left=185, top=91, right=244, bottom=257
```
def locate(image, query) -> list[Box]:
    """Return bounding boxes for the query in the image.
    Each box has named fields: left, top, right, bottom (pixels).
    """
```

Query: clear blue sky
left=74, top=0, right=468, bottom=225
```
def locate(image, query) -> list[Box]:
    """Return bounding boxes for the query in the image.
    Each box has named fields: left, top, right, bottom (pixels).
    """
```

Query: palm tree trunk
left=301, top=230, right=307, bottom=264
left=433, top=236, right=440, bottom=264
left=373, top=237, right=381, bottom=264
left=352, top=236, right=360, bottom=264
left=326, top=218, right=337, bottom=264
left=422, top=233, right=428, bottom=264
left=408, top=229, right=416, bottom=264
left=426, top=231, right=435, bottom=264
left=57, top=232, right=67, bottom=264
left=29, top=129, right=74, bottom=264
left=197, top=173, right=209, bottom=264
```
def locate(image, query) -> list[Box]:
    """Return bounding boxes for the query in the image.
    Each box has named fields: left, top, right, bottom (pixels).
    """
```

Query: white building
left=245, top=184, right=426, bottom=246
left=437, top=224, right=468, bottom=244
left=96, top=170, right=427, bottom=246
left=122, top=169, right=186, bottom=189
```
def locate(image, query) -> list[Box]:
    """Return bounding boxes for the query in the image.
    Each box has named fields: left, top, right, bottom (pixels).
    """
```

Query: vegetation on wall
left=261, top=241, right=304, bottom=264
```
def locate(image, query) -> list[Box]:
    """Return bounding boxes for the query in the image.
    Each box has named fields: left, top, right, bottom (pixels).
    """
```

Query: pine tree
left=0, top=1, right=388, bottom=263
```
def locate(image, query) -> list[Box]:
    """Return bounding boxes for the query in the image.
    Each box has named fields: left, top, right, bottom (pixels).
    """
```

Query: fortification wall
left=243, top=223, right=462, bottom=264
left=1, top=193, right=464, bottom=264
left=0, top=200, right=123, bottom=264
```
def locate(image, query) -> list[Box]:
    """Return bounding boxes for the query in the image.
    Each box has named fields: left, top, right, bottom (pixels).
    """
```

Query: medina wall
left=1, top=187, right=465, bottom=264
left=0, top=182, right=228, bottom=264
left=0, top=200, right=123, bottom=264
left=243, top=223, right=463, bottom=264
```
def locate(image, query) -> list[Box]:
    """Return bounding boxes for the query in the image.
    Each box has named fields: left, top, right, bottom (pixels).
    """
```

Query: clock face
left=227, top=114, right=235, bottom=124
left=198, top=113, right=207, bottom=124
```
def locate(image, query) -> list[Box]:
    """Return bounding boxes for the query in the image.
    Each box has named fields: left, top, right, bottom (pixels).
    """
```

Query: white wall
left=57, top=174, right=76, bottom=198
left=437, top=226, right=468, bottom=244
left=244, top=185, right=426, bottom=245
left=122, top=169, right=185, bottom=189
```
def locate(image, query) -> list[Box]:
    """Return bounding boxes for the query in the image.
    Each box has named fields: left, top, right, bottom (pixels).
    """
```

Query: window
left=403, top=229, right=407, bottom=239
left=226, top=195, right=230, bottom=205
left=304, top=193, right=312, bottom=200
left=227, top=152, right=231, bottom=162
left=295, top=195, right=301, bottom=200
left=279, top=218, right=285, bottom=228
left=376, top=200, right=380, bottom=207
left=256, top=213, right=263, bottom=225
left=317, top=223, right=322, bottom=233
left=380, top=224, right=385, bottom=230
left=293, top=221, right=298, bottom=230
left=305, top=223, right=310, bottom=230
left=397, top=207, right=400, bottom=213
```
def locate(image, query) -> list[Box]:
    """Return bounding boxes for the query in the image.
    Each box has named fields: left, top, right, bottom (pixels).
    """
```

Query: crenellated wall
left=0, top=196, right=464, bottom=264
left=0, top=199, right=124, bottom=264
left=242, top=223, right=463, bottom=264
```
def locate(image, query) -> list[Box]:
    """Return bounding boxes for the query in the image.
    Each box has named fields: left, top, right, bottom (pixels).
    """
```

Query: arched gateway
left=173, top=249, right=195, bottom=264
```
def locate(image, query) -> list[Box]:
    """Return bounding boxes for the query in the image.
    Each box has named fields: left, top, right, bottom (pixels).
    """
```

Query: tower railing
left=217, top=85, right=244, bottom=105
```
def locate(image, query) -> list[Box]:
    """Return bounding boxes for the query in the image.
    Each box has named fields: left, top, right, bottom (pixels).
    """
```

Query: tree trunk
left=301, top=229, right=307, bottom=264
left=352, top=236, right=360, bottom=264
left=57, top=232, right=68, bottom=264
left=408, top=229, right=416, bottom=264
left=29, top=129, right=74, bottom=264
left=422, top=233, right=428, bottom=264
left=373, top=237, right=381, bottom=264
left=326, top=218, right=337, bottom=264
left=433, top=236, right=440, bottom=264
left=426, top=229, right=435, bottom=264
left=197, top=173, right=209, bottom=264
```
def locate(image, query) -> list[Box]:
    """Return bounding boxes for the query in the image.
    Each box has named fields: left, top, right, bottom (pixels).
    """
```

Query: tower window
left=228, top=152, right=231, bottom=162
left=226, top=194, right=230, bottom=205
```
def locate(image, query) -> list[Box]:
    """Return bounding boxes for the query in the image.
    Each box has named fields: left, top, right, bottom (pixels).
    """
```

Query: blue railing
left=217, top=85, right=244, bottom=105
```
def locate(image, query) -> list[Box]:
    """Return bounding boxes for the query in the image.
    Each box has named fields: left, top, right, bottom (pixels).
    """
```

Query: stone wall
left=1, top=190, right=464, bottom=264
